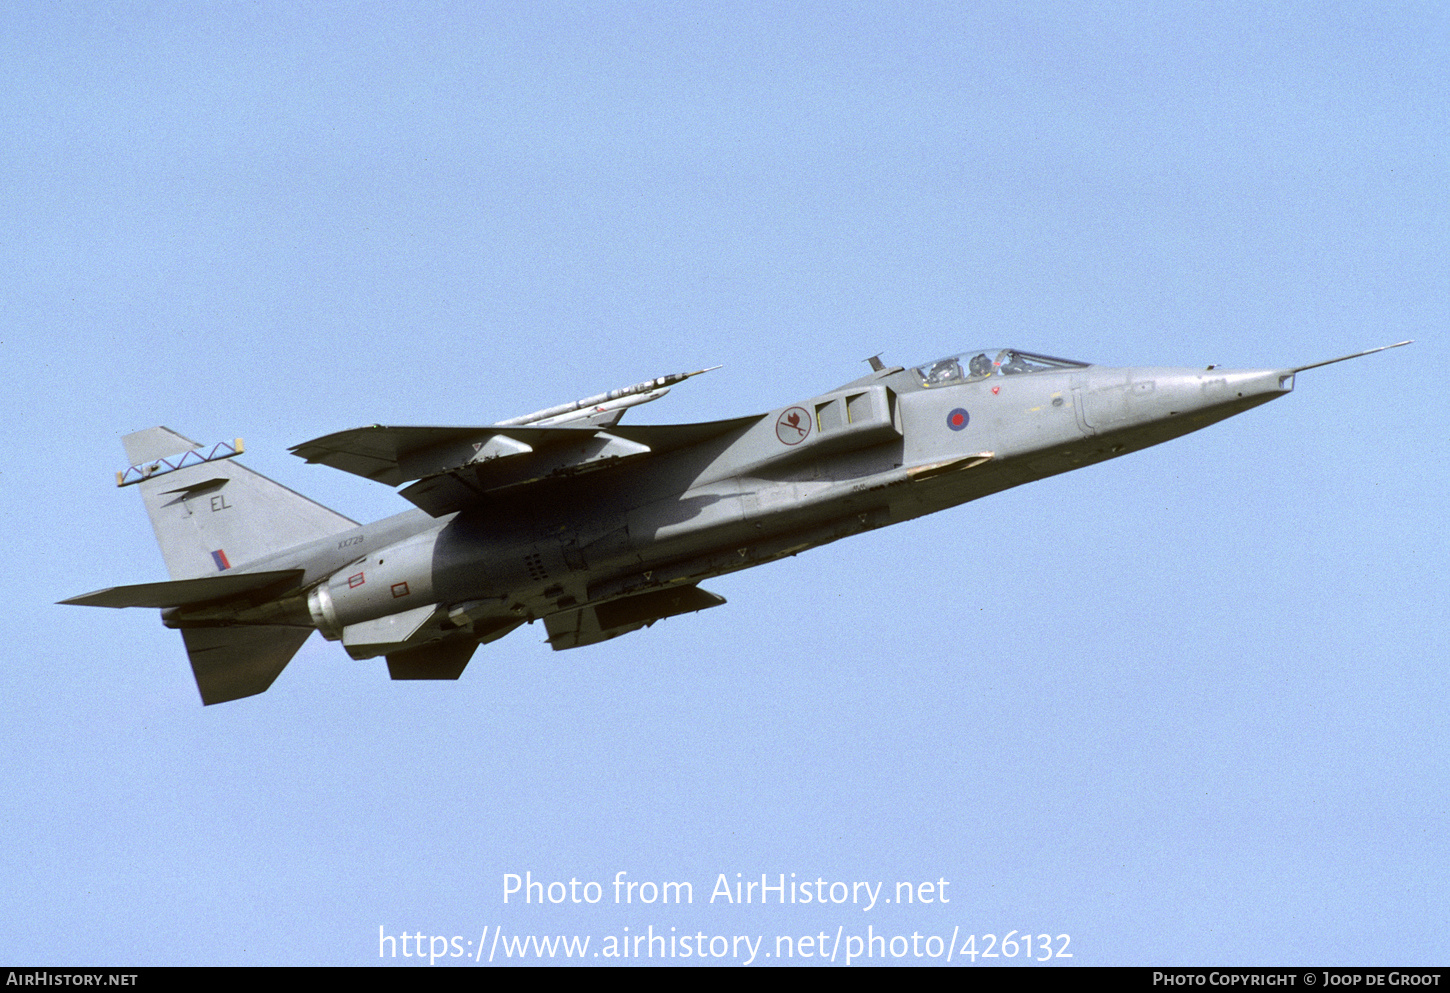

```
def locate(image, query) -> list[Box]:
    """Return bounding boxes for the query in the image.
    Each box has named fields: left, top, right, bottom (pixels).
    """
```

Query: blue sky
left=3, top=1, right=1445, bottom=966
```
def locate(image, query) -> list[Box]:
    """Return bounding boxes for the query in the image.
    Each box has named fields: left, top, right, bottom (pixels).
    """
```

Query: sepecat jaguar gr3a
left=64, top=342, right=1409, bottom=704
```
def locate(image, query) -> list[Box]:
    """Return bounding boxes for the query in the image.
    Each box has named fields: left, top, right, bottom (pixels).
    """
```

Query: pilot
left=1002, top=351, right=1030, bottom=375
left=968, top=353, right=993, bottom=377
left=927, top=359, right=962, bottom=384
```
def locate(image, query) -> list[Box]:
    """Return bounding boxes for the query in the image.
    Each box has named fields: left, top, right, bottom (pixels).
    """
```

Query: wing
left=290, top=416, right=762, bottom=516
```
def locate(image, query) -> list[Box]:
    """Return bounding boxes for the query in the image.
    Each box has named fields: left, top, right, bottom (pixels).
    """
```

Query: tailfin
left=121, top=427, right=357, bottom=579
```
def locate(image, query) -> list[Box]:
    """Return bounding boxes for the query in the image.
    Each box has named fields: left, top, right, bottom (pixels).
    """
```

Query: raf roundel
left=947, top=408, right=969, bottom=431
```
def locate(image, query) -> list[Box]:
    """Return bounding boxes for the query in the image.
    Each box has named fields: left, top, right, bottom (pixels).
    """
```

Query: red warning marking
left=775, top=406, right=812, bottom=445
left=348, top=572, right=365, bottom=588
left=391, top=582, right=410, bottom=598
left=991, top=386, right=1000, bottom=395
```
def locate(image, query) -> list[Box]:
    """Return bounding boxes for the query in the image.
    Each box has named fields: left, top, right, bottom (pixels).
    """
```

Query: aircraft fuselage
left=197, top=359, right=1294, bottom=657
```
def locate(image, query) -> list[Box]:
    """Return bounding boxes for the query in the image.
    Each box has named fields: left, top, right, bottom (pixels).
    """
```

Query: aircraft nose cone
left=1084, top=363, right=1299, bottom=440
left=1237, top=367, right=1296, bottom=401
left=1214, top=367, right=1295, bottom=401
left=1147, top=366, right=1296, bottom=430
left=1079, top=365, right=1294, bottom=437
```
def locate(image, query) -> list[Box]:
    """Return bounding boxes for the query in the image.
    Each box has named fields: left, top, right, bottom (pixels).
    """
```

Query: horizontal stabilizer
left=386, top=636, right=479, bottom=680
left=181, top=625, right=312, bottom=705
left=60, top=569, right=305, bottom=609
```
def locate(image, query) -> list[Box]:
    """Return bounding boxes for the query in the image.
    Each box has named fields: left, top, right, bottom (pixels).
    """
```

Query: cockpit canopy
left=914, top=349, right=1088, bottom=388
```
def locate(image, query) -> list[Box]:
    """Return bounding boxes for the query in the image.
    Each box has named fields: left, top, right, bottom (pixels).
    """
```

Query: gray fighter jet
left=64, top=342, right=1409, bottom=704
